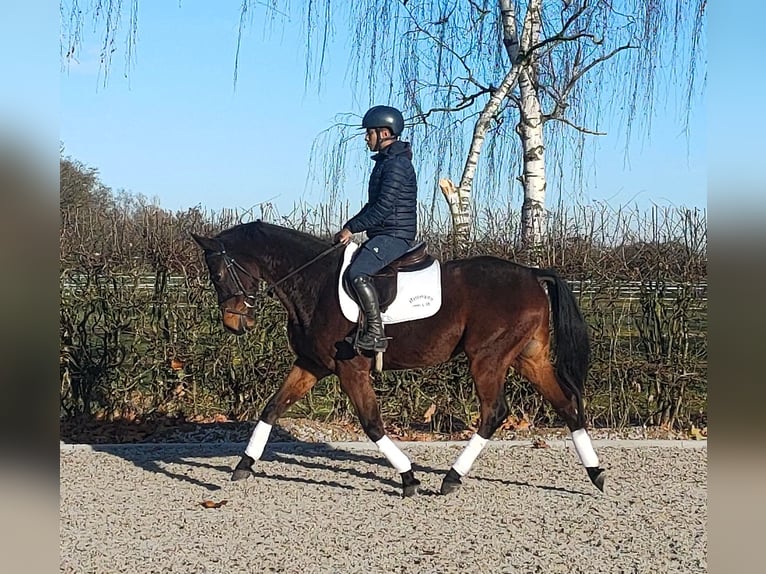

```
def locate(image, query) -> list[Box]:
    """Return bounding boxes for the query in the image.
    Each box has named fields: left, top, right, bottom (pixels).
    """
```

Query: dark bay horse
left=192, top=221, right=605, bottom=496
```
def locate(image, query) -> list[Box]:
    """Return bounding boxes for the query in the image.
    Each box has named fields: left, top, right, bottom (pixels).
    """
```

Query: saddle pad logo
left=338, top=243, right=442, bottom=325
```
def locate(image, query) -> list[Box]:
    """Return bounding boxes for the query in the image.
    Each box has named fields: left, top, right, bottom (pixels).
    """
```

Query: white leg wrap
left=452, top=434, right=489, bottom=477
left=571, top=428, right=600, bottom=467
left=245, top=421, right=273, bottom=461
left=375, top=436, right=412, bottom=473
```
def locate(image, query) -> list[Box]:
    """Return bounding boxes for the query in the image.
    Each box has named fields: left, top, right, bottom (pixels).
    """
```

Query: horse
left=191, top=221, right=606, bottom=497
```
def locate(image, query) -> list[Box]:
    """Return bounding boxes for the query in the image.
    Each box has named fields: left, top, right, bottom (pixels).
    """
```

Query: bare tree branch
left=546, top=115, right=606, bottom=135
left=400, top=1, right=485, bottom=89
left=413, top=87, right=496, bottom=125
left=545, top=43, right=636, bottom=122
left=524, top=0, right=590, bottom=57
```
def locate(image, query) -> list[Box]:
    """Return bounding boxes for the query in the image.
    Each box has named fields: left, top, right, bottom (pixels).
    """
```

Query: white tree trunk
left=518, top=67, right=547, bottom=254
left=447, top=0, right=547, bottom=259
left=455, top=0, right=534, bottom=212
left=438, top=178, right=470, bottom=252
left=498, top=0, right=520, bottom=63
left=517, top=1, right=546, bottom=259
left=458, top=65, right=522, bottom=199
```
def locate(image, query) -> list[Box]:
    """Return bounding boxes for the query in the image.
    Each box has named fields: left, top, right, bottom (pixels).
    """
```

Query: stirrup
left=356, top=335, right=389, bottom=353
left=350, top=327, right=389, bottom=353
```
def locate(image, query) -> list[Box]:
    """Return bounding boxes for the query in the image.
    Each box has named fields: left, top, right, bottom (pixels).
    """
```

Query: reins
left=265, top=242, right=345, bottom=296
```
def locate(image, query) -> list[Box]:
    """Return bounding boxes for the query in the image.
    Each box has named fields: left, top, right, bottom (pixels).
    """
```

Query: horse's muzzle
left=222, top=307, right=255, bottom=335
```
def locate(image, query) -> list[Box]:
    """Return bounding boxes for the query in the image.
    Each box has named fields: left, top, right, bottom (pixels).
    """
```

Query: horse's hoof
left=440, top=478, right=462, bottom=495
left=587, top=466, right=606, bottom=492
left=231, top=455, right=255, bottom=481
left=403, top=481, right=420, bottom=497
left=401, top=470, right=421, bottom=497
left=440, top=468, right=462, bottom=495
left=231, top=468, right=253, bottom=481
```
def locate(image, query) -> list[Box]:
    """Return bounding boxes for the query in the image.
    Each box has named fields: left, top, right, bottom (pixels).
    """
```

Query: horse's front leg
left=231, top=361, right=320, bottom=481
left=338, top=363, right=420, bottom=497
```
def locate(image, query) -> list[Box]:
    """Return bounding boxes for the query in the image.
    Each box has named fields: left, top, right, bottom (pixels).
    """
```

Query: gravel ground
left=59, top=416, right=705, bottom=445
left=60, top=440, right=706, bottom=573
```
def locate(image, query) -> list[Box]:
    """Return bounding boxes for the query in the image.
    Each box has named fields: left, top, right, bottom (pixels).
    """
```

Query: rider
left=334, top=105, right=418, bottom=353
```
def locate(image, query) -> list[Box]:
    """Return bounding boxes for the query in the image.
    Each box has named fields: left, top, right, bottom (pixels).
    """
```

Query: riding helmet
left=361, top=105, right=404, bottom=137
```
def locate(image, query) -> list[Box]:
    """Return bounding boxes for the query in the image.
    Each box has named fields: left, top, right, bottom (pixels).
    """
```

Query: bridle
left=210, top=240, right=344, bottom=317
left=209, top=242, right=259, bottom=314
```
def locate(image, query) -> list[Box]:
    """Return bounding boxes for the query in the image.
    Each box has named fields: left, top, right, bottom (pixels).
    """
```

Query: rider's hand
left=334, top=228, right=353, bottom=245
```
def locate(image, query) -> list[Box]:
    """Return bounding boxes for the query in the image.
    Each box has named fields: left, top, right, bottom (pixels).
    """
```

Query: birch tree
left=309, top=0, right=705, bottom=259
left=61, top=0, right=706, bottom=258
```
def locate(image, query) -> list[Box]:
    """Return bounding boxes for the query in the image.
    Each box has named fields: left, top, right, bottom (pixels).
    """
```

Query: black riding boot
left=351, top=275, right=388, bottom=352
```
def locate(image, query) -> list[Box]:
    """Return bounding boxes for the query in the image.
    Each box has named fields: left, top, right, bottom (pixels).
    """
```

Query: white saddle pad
left=338, top=242, right=442, bottom=325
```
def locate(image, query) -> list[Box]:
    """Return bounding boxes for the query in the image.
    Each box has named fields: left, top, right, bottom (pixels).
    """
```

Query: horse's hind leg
left=441, top=356, right=510, bottom=495
left=231, top=360, right=322, bottom=480
left=515, top=339, right=606, bottom=492
left=338, top=363, right=420, bottom=497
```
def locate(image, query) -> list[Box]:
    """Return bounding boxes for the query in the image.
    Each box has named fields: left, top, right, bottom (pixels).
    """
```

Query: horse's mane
left=217, top=221, right=331, bottom=256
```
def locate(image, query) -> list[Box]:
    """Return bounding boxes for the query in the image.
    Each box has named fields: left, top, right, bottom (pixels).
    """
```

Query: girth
left=343, top=241, right=435, bottom=312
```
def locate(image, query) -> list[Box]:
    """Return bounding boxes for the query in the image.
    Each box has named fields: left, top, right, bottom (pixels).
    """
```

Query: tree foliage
left=60, top=155, right=115, bottom=213
left=60, top=0, right=706, bottom=253
left=299, top=1, right=705, bottom=240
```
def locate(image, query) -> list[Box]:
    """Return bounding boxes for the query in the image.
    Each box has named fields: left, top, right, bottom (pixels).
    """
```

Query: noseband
left=210, top=243, right=260, bottom=316
left=211, top=240, right=344, bottom=317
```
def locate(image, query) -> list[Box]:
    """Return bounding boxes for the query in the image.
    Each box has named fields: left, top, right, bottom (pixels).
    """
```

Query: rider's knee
left=348, top=270, right=372, bottom=287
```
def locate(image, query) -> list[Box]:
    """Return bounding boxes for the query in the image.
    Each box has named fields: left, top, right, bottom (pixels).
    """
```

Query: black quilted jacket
left=344, top=140, right=418, bottom=241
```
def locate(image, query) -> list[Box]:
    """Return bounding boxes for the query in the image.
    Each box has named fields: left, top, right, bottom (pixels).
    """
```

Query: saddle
left=343, top=241, right=435, bottom=312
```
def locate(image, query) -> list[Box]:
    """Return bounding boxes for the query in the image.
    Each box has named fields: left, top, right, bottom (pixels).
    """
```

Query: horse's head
left=191, top=233, right=260, bottom=335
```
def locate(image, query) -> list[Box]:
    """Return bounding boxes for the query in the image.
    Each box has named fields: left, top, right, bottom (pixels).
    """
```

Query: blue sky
left=58, top=1, right=707, bottom=215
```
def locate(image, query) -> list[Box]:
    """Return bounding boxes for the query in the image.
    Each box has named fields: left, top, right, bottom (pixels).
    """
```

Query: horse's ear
left=190, top=233, right=218, bottom=252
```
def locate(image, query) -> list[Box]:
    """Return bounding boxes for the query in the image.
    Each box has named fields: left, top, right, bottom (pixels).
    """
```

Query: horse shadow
left=70, top=418, right=590, bottom=497
left=88, top=433, right=444, bottom=497
left=472, top=476, right=589, bottom=496
left=88, top=440, right=591, bottom=498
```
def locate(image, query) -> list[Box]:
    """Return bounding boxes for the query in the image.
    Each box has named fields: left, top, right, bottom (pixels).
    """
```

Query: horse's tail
left=534, top=269, right=590, bottom=428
